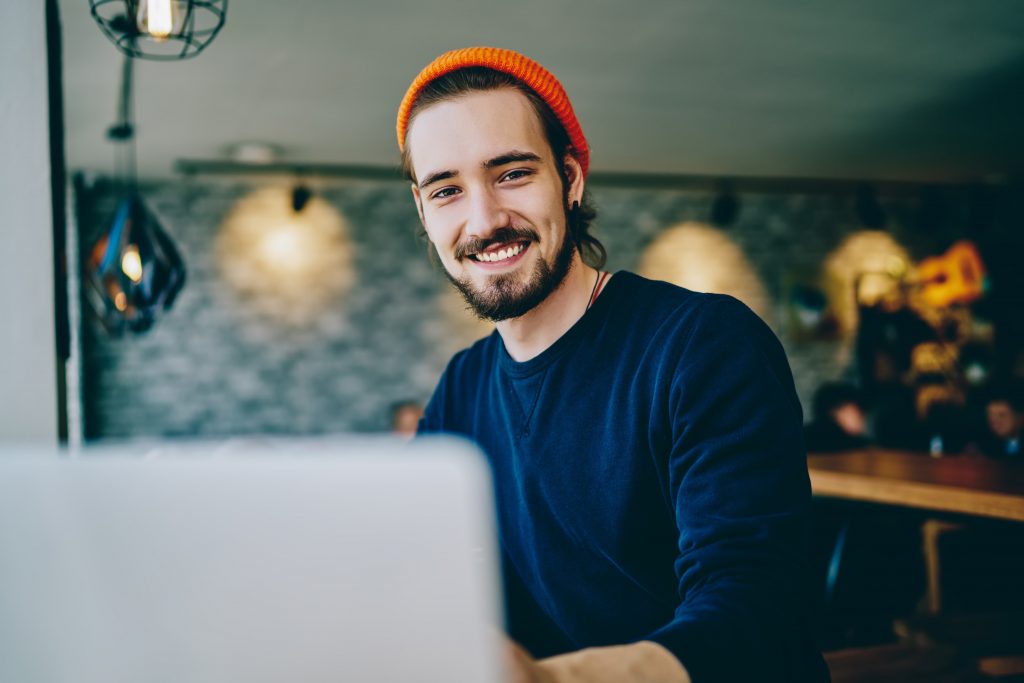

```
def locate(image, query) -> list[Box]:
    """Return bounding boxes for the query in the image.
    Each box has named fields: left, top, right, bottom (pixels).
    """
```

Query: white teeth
left=475, top=243, right=524, bottom=263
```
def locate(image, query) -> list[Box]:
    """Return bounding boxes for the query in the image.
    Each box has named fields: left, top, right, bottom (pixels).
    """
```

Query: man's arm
left=638, top=295, right=823, bottom=682
left=507, top=639, right=690, bottom=683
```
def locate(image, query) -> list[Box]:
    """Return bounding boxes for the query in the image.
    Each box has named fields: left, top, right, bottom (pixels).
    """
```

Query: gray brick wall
left=75, top=177, right=986, bottom=439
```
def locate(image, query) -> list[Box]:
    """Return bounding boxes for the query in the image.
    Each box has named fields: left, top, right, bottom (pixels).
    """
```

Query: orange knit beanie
left=396, top=46, right=589, bottom=177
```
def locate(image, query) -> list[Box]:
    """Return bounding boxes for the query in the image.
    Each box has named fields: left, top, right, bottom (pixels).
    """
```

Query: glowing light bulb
left=259, top=224, right=311, bottom=274
left=121, top=245, right=144, bottom=283
left=138, top=0, right=176, bottom=40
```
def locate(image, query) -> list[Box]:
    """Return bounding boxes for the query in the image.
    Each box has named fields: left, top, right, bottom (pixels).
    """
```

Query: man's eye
left=500, top=169, right=532, bottom=182
left=431, top=187, right=460, bottom=200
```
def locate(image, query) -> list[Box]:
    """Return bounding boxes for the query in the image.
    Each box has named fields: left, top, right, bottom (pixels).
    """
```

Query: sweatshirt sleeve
left=417, top=375, right=447, bottom=436
left=417, top=364, right=453, bottom=436
left=643, top=296, right=826, bottom=683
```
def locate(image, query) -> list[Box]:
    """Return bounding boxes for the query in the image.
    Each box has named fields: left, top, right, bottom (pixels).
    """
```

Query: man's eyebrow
left=418, top=151, right=541, bottom=189
left=484, top=151, right=542, bottom=169
left=418, top=169, right=458, bottom=190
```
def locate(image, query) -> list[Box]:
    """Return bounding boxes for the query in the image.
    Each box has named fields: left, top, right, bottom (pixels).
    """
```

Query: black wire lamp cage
left=84, top=53, right=187, bottom=336
left=89, top=0, right=227, bottom=60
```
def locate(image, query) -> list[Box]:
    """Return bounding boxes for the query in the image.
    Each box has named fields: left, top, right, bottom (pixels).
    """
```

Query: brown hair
left=401, top=67, right=605, bottom=269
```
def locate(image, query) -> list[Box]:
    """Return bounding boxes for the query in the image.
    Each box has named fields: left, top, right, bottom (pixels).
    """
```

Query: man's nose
left=465, top=186, right=510, bottom=238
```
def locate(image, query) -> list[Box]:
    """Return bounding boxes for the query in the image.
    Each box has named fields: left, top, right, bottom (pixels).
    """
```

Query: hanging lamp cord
left=108, top=53, right=137, bottom=192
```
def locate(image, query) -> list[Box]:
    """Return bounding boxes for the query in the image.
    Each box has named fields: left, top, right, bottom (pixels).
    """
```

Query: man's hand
left=503, top=638, right=691, bottom=683
left=503, top=639, right=557, bottom=683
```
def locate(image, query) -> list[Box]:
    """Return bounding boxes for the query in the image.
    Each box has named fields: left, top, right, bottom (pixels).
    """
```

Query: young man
left=400, top=47, right=829, bottom=683
left=977, top=383, right=1024, bottom=458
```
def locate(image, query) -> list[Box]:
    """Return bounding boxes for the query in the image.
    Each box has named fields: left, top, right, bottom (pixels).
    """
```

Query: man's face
left=987, top=400, right=1022, bottom=440
left=406, top=88, right=584, bottom=321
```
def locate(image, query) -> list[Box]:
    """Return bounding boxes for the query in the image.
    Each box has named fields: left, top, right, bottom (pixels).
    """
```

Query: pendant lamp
left=85, top=194, right=186, bottom=335
left=85, top=54, right=186, bottom=336
left=89, top=0, right=227, bottom=60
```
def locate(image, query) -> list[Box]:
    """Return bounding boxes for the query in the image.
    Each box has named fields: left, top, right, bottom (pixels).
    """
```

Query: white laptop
left=0, top=436, right=505, bottom=683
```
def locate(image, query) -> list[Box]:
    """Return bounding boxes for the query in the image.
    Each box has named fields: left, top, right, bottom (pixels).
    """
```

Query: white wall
left=0, top=2, right=59, bottom=443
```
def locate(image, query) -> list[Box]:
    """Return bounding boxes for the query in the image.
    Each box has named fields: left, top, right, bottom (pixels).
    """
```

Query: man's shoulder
left=607, top=272, right=789, bottom=387
left=419, top=332, right=499, bottom=434
left=439, top=330, right=500, bottom=382
left=611, top=271, right=763, bottom=336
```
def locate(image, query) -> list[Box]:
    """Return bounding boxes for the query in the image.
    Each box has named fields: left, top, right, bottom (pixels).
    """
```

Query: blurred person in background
left=389, top=400, right=425, bottom=439
left=972, top=383, right=1024, bottom=459
left=805, top=382, right=869, bottom=453
left=804, top=383, right=924, bottom=649
left=934, top=381, right=1024, bottom=616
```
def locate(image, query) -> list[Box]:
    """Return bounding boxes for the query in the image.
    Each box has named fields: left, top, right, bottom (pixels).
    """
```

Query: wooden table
left=810, top=449, right=1024, bottom=613
left=808, top=449, right=1024, bottom=522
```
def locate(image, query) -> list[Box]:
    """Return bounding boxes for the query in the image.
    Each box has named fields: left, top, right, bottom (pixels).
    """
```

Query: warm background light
left=139, top=0, right=175, bottom=39
left=637, top=221, right=773, bottom=324
left=823, top=230, right=911, bottom=337
left=120, top=245, right=143, bottom=283
left=216, top=186, right=354, bottom=325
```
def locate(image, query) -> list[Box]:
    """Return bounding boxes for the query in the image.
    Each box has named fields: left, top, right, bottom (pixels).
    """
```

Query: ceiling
left=58, top=0, right=1024, bottom=183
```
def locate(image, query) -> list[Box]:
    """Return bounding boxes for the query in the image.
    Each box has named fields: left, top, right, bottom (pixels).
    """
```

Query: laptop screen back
left=0, top=437, right=504, bottom=683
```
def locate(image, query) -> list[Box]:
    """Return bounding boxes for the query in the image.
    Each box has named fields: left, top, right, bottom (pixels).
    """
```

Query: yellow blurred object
left=915, top=241, right=986, bottom=309
left=915, top=383, right=964, bottom=421
left=637, top=222, right=773, bottom=325
left=823, top=230, right=912, bottom=337
left=911, top=341, right=959, bottom=377
left=120, top=245, right=143, bottom=283
left=216, top=186, right=354, bottom=325
left=139, top=0, right=174, bottom=39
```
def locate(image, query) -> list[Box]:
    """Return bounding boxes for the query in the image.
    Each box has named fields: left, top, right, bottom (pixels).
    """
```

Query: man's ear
left=410, top=183, right=426, bottom=228
left=563, top=154, right=585, bottom=207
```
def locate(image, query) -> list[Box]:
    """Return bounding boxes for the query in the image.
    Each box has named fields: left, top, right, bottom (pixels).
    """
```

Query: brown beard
left=444, top=225, right=577, bottom=322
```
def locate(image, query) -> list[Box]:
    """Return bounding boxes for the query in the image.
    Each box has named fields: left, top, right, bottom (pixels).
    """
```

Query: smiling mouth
left=467, top=241, right=530, bottom=264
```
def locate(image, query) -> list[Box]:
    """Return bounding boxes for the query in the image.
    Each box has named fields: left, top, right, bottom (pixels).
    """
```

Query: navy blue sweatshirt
left=420, top=272, right=829, bottom=683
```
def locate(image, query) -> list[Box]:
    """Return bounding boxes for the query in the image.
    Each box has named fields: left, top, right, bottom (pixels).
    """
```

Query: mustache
left=454, top=227, right=539, bottom=260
